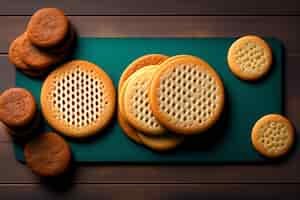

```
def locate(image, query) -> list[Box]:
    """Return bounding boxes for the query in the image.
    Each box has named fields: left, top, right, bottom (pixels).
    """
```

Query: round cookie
left=150, top=55, right=225, bottom=135
left=24, top=132, right=71, bottom=176
left=27, top=8, right=69, bottom=48
left=227, top=35, right=272, bottom=81
left=251, top=114, right=294, bottom=158
left=123, top=65, right=165, bottom=135
left=0, top=88, right=37, bottom=127
left=137, top=132, right=184, bottom=151
left=41, top=60, right=116, bottom=138
left=20, top=34, right=63, bottom=70
left=8, top=33, right=30, bottom=70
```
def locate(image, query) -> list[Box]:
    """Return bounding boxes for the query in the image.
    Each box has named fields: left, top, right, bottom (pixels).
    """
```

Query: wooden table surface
left=0, top=1, right=300, bottom=199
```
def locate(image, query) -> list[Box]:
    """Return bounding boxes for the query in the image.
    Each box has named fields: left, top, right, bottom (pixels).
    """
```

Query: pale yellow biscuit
left=123, top=65, right=165, bottom=135
left=41, top=60, right=116, bottom=138
left=150, top=55, right=225, bottom=135
left=227, top=35, right=272, bottom=80
left=251, top=114, right=294, bottom=158
left=137, top=131, right=184, bottom=151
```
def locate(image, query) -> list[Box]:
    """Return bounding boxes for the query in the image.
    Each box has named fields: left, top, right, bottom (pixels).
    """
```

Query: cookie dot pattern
left=150, top=55, right=224, bottom=135
left=41, top=60, right=116, bottom=138
left=227, top=35, right=272, bottom=80
left=251, top=114, right=294, bottom=158
left=124, top=65, right=165, bottom=135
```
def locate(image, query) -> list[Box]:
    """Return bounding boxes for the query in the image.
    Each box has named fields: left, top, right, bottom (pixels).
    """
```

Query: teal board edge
left=14, top=37, right=283, bottom=163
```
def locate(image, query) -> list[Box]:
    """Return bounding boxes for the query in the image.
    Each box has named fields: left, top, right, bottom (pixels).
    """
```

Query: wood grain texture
left=0, top=0, right=299, bottom=15
left=1, top=16, right=300, bottom=54
left=0, top=184, right=299, bottom=200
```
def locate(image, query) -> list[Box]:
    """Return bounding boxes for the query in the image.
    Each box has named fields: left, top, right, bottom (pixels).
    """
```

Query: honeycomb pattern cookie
left=123, top=65, right=165, bottom=135
left=150, top=55, right=224, bottom=135
left=41, top=60, right=116, bottom=138
left=227, top=35, right=272, bottom=80
left=251, top=114, right=294, bottom=158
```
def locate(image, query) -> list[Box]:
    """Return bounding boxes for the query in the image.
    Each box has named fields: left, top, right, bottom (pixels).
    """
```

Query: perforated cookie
left=150, top=55, right=225, bottom=135
left=41, top=60, right=116, bottom=138
left=123, top=65, right=165, bottom=135
left=118, top=54, right=168, bottom=142
left=227, top=35, right=272, bottom=80
left=251, top=114, right=294, bottom=158
left=137, top=132, right=184, bottom=151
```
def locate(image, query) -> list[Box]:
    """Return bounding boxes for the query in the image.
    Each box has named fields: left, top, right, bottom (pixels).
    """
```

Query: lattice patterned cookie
left=123, top=65, right=165, bottom=135
left=150, top=55, right=225, bottom=135
left=227, top=35, right=272, bottom=80
left=41, top=60, right=116, bottom=138
left=118, top=54, right=168, bottom=143
left=251, top=114, right=294, bottom=158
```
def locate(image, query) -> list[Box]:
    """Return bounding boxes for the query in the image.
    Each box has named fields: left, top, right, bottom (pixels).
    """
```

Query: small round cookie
left=251, top=114, right=294, bottom=158
left=41, top=60, right=116, bottom=138
left=27, top=8, right=69, bottom=48
left=0, top=88, right=37, bottom=127
left=118, top=54, right=168, bottom=93
left=118, top=54, right=168, bottom=143
left=24, top=132, right=71, bottom=176
left=227, top=35, right=272, bottom=80
left=8, top=33, right=30, bottom=70
left=150, top=55, right=225, bottom=135
left=137, top=132, right=184, bottom=151
left=20, top=34, right=63, bottom=70
left=123, top=65, right=165, bottom=135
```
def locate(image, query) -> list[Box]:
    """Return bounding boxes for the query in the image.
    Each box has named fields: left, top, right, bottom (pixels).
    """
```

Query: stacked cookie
left=118, top=54, right=225, bottom=151
left=8, top=8, right=75, bottom=77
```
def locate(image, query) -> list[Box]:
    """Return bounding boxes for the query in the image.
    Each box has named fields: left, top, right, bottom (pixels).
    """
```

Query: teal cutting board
left=14, top=37, right=283, bottom=163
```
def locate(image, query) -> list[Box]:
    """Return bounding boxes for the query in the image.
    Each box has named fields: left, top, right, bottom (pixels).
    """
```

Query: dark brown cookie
left=27, top=8, right=69, bottom=48
left=8, top=33, right=30, bottom=70
left=0, top=88, right=37, bottom=127
left=20, top=34, right=63, bottom=70
left=24, top=132, right=71, bottom=176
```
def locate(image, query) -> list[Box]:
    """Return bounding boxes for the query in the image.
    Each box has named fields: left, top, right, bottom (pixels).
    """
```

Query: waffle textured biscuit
left=150, top=55, right=225, bottom=135
left=137, top=132, right=184, bottom=151
left=0, top=88, right=37, bottom=127
left=118, top=54, right=168, bottom=142
left=24, top=132, right=71, bottom=176
left=41, top=60, right=116, bottom=138
left=123, top=65, right=165, bottom=135
left=251, top=114, right=294, bottom=158
left=227, top=35, right=272, bottom=80
left=27, top=8, right=69, bottom=48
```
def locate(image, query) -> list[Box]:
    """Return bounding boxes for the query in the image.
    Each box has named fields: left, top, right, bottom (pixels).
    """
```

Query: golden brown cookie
left=227, top=35, right=272, bottom=81
left=150, top=55, right=225, bottom=135
left=27, top=8, right=69, bottom=48
left=123, top=65, right=165, bottom=135
left=8, top=33, right=30, bottom=70
left=41, top=60, right=116, bottom=138
left=24, top=132, right=71, bottom=176
left=0, top=88, right=37, bottom=127
left=251, top=114, right=294, bottom=158
left=118, top=54, right=168, bottom=142
left=137, top=132, right=184, bottom=151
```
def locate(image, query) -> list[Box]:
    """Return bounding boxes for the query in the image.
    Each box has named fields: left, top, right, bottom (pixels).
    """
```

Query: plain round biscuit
left=227, top=35, right=272, bottom=81
left=41, top=60, right=116, bottom=138
left=20, top=34, right=63, bottom=70
left=0, top=88, right=37, bottom=127
left=123, top=65, right=166, bottom=135
left=118, top=79, right=142, bottom=144
left=118, top=54, right=169, bottom=93
left=24, top=132, right=71, bottom=176
left=118, top=54, right=168, bottom=143
left=8, top=33, right=31, bottom=70
left=137, top=132, right=184, bottom=151
left=27, top=8, right=69, bottom=48
left=150, top=55, right=225, bottom=135
left=251, top=114, right=294, bottom=158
